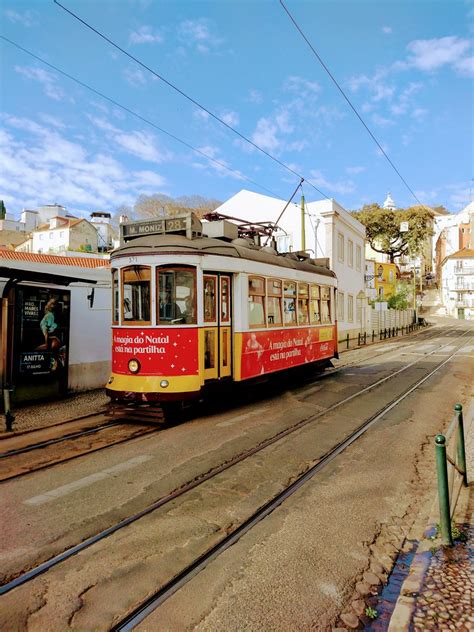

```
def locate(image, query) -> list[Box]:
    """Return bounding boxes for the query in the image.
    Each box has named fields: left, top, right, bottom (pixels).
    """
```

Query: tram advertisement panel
left=112, top=327, right=199, bottom=375
left=240, top=326, right=335, bottom=380
left=13, top=286, right=70, bottom=401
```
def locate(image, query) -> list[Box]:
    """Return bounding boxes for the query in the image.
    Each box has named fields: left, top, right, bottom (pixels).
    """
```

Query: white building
left=440, top=248, right=474, bottom=320
left=215, top=189, right=367, bottom=338
left=90, top=211, right=119, bottom=252
left=28, top=216, right=99, bottom=254
left=434, top=202, right=473, bottom=270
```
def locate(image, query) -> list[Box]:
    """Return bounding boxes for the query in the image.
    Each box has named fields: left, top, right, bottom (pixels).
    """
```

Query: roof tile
left=1, top=251, right=109, bottom=268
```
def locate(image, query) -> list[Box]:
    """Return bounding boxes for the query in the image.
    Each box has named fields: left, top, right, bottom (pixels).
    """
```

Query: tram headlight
left=160, top=380, right=169, bottom=388
left=128, top=359, right=140, bottom=373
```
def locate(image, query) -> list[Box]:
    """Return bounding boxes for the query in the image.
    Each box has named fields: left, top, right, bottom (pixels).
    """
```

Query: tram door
left=202, top=273, right=232, bottom=381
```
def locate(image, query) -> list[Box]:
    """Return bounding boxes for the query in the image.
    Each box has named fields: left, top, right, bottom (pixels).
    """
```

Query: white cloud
left=220, top=110, right=240, bottom=127
left=178, top=18, right=223, bottom=53
left=346, top=166, right=365, bottom=175
left=130, top=25, right=163, bottom=45
left=191, top=145, right=245, bottom=180
left=4, top=9, right=36, bottom=27
left=390, top=82, right=423, bottom=116
left=132, top=170, right=167, bottom=188
left=123, top=67, right=147, bottom=87
left=251, top=118, right=280, bottom=152
left=275, top=110, right=294, bottom=134
left=309, top=169, right=355, bottom=195
left=0, top=116, right=168, bottom=213
left=411, top=108, right=428, bottom=120
left=88, top=116, right=172, bottom=164
left=406, top=36, right=472, bottom=75
left=382, top=26, right=392, bottom=34
left=15, top=65, right=65, bottom=101
left=372, top=113, right=394, bottom=127
left=114, top=131, right=167, bottom=162
left=194, top=110, right=211, bottom=122
left=286, top=75, right=321, bottom=96
left=454, top=55, right=474, bottom=76
left=247, top=89, right=263, bottom=104
left=40, top=114, right=67, bottom=129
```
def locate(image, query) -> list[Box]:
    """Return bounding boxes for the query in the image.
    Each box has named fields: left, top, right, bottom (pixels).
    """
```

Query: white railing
left=454, top=266, right=474, bottom=275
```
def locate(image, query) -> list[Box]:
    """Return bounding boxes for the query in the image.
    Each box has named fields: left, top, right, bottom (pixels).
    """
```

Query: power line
left=53, top=0, right=331, bottom=200
left=0, top=35, right=283, bottom=199
left=279, top=0, right=426, bottom=208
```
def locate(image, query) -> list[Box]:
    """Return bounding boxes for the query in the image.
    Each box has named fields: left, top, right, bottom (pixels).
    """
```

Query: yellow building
left=374, top=262, right=398, bottom=299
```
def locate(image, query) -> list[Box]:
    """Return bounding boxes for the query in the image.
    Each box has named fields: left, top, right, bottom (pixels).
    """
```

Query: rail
left=435, top=404, right=468, bottom=546
left=338, top=320, right=429, bottom=351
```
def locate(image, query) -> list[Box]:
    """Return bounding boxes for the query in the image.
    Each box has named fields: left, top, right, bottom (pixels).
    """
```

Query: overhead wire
left=0, top=35, right=283, bottom=199
left=53, top=0, right=331, bottom=200
left=279, top=0, right=426, bottom=208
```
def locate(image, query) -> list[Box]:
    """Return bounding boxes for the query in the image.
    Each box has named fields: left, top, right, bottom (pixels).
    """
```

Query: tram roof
left=111, top=234, right=336, bottom=279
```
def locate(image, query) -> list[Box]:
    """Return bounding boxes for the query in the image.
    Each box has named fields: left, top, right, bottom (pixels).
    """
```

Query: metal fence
left=435, top=404, right=468, bottom=546
left=338, top=320, right=428, bottom=351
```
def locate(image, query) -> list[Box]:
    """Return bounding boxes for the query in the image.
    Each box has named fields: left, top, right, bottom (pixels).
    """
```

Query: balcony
left=454, top=284, right=474, bottom=291
left=454, top=266, right=474, bottom=275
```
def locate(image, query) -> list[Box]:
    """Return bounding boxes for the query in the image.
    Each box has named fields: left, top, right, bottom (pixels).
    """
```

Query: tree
left=123, top=194, right=222, bottom=221
left=352, top=203, right=434, bottom=262
left=0, top=200, right=6, bottom=220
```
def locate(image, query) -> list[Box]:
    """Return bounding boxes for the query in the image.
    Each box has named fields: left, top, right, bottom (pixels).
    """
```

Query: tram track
left=1, top=323, right=444, bottom=482
left=0, top=419, right=160, bottom=483
left=113, top=334, right=471, bottom=631
left=1, top=327, right=470, bottom=600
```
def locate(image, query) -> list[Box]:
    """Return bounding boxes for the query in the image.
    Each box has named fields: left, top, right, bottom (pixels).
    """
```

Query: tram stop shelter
left=0, top=252, right=111, bottom=429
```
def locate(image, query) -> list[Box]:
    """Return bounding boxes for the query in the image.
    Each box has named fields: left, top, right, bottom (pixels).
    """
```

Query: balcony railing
left=454, top=266, right=474, bottom=275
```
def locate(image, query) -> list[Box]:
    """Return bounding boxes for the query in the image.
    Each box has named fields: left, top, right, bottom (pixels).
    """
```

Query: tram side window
left=297, top=283, right=309, bottom=325
left=112, top=268, right=119, bottom=324
left=203, top=276, right=217, bottom=322
left=283, top=281, right=296, bottom=325
left=266, top=279, right=282, bottom=326
left=248, top=276, right=266, bottom=327
left=310, top=284, right=320, bottom=324
left=122, top=266, right=151, bottom=324
left=320, top=286, right=331, bottom=323
left=157, top=268, right=196, bottom=325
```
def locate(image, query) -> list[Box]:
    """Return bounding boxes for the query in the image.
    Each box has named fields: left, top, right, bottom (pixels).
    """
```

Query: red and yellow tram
left=106, top=213, right=338, bottom=407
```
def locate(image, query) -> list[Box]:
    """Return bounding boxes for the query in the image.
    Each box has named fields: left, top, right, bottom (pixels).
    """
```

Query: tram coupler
left=3, top=388, right=15, bottom=432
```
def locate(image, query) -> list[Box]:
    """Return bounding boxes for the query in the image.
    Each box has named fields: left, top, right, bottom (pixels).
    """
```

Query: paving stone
left=355, top=581, right=371, bottom=597
left=363, top=571, right=380, bottom=586
left=351, top=599, right=365, bottom=617
left=340, top=612, right=360, bottom=629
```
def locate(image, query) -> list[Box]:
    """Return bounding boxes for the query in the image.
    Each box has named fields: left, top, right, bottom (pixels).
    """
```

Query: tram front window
left=158, top=268, right=196, bottom=325
left=122, top=266, right=151, bottom=324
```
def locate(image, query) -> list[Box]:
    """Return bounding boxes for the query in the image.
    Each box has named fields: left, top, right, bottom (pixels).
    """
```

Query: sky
left=1, top=0, right=473, bottom=220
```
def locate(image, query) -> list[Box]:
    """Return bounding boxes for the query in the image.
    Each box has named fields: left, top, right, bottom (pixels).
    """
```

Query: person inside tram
left=183, top=295, right=195, bottom=323
left=160, top=292, right=183, bottom=322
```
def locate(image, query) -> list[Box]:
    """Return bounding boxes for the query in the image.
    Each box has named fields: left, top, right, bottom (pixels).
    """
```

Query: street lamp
left=310, top=215, right=321, bottom=257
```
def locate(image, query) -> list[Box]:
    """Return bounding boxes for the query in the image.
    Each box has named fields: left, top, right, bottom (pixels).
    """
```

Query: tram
left=106, top=212, right=338, bottom=410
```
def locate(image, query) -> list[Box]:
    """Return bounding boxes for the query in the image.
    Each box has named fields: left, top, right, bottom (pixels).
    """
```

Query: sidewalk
left=387, top=401, right=474, bottom=631
left=1, top=389, right=108, bottom=434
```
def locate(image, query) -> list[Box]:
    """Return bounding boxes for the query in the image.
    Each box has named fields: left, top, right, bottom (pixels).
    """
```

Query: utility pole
left=301, top=193, right=306, bottom=251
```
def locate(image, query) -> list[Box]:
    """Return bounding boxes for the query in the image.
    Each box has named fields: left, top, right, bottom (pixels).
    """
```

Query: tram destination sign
left=121, top=212, right=202, bottom=243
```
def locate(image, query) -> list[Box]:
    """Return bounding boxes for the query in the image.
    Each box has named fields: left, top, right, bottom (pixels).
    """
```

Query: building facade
left=215, top=190, right=367, bottom=341
left=440, top=248, right=474, bottom=320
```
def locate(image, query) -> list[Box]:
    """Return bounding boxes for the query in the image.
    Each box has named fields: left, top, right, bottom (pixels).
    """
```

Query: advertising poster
left=112, top=327, right=199, bottom=375
left=14, top=287, right=70, bottom=399
left=240, top=326, right=335, bottom=380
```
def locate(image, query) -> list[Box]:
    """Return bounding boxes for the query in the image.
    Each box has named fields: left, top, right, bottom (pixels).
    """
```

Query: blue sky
left=1, top=0, right=473, bottom=219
